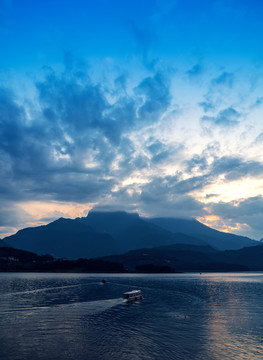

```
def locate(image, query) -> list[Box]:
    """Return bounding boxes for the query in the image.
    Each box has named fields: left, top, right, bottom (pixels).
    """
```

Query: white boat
left=123, top=290, right=143, bottom=302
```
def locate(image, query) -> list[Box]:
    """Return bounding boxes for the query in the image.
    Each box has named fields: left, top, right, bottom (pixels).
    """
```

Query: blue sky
left=1, top=0, right=263, bottom=240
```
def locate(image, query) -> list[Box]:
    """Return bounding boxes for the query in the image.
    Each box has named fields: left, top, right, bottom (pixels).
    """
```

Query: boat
left=123, top=290, right=143, bottom=302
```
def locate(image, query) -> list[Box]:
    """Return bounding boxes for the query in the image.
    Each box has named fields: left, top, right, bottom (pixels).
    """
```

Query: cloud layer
left=1, top=0, right=263, bottom=240
left=0, top=58, right=263, bottom=240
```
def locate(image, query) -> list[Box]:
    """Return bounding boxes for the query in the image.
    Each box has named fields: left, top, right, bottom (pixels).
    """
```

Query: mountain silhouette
left=3, top=210, right=258, bottom=259
left=4, top=217, right=118, bottom=259
left=0, top=239, right=8, bottom=247
left=148, top=217, right=257, bottom=250
left=78, top=211, right=207, bottom=251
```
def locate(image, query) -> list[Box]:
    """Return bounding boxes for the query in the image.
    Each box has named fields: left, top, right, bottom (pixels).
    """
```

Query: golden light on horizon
left=193, top=177, right=263, bottom=204
left=197, top=215, right=245, bottom=234
left=18, top=201, right=97, bottom=223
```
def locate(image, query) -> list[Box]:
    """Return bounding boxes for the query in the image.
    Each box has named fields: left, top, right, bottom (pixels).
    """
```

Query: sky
left=1, top=0, right=263, bottom=240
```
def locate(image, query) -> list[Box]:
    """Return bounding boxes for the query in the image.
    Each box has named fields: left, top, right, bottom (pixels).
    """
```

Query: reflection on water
left=0, top=272, right=263, bottom=360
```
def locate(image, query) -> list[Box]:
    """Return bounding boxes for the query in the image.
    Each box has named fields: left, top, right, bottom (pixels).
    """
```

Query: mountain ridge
left=3, top=210, right=259, bottom=259
left=148, top=217, right=257, bottom=250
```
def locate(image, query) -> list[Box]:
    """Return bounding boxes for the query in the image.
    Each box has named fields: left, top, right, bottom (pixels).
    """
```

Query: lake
left=0, top=272, right=263, bottom=360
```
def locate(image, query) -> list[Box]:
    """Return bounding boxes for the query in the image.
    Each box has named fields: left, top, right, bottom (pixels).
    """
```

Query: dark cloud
left=185, top=154, right=208, bottom=173
left=185, top=151, right=263, bottom=183
left=201, top=107, right=240, bottom=127
left=199, top=101, right=214, bottom=113
left=125, top=172, right=207, bottom=219
left=199, top=72, right=235, bottom=113
left=130, top=21, right=158, bottom=70
left=114, top=74, right=128, bottom=94
left=211, top=156, right=263, bottom=181
left=186, top=64, right=203, bottom=78
left=38, top=69, right=170, bottom=144
left=147, top=140, right=181, bottom=164
left=172, top=175, right=212, bottom=194
left=211, top=72, right=234, bottom=87
left=37, top=71, right=109, bottom=137
left=208, top=196, right=263, bottom=239
left=135, top=72, right=171, bottom=123
left=205, top=193, right=219, bottom=199
left=147, top=140, right=163, bottom=154
left=1, top=62, right=262, bottom=239
left=0, top=200, right=31, bottom=228
left=255, top=132, right=263, bottom=144
left=0, top=75, right=118, bottom=204
left=139, top=179, right=205, bottom=218
left=0, top=88, right=25, bottom=154
left=0, top=67, right=173, bottom=213
left=249, top=97, right=263, bottom=110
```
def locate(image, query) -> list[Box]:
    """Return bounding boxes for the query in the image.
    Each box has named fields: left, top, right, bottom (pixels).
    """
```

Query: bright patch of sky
left=1, top=0, right=263, bottom=240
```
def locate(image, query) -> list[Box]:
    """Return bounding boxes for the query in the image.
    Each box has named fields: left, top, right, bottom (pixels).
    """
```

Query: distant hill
left=0, top=247, right=124, bottom=273
left=2, top=241, right=263, bottom=272
left=148, top=217, right=257, bottom=250
left=102, top=242, right=263, bottom=271
left=0, top=246, right=47, bottom=262
left=215, top=245, right=263, bottom=270
left=102, top=243, right=218, bottom=271
left=3, top=210, right=259, bottom=259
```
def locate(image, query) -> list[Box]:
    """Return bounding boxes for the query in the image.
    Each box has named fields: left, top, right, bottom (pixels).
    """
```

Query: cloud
left=208, top=196, right=263, bottom=239
left=130, top=21, right=158, bottom=69
left=1, top=56, right=263, bottom=240
left=146, top=139, right=181, bottom=164
left=1, top=75, right=118, bottom=205
left=114, top=172, right=207, bottom=219
left=185, top=154, right=208, bottom=173
left=199, top=72, right=235, bottom=113
left=211, top=156, right=263, bottom=181
left=211, top=72, right=234, bottom=87
left=185, top=151, right=263, bottom=184
left=0, top=66, right=174, bottom=212
left=255, top=132, right=263, bottom=144
left=201, top=107, right=240, bottom=127
left=135, top=72, right=171, bottom=123
left=0, top=201, right=28, bottom=228
left=0, top=200, right=34, bottom=238
left=199, top=101, right=215, bottom=113
left=186, top=64, right=203, bottom=78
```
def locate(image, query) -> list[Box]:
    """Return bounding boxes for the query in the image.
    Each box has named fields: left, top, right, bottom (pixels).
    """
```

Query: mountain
left=148, top=217, right=257, bottom=250
left=3, top=212, right=209, bottom=259
left=4, top=218, right=119, bottom=259
left=3, top=210, right=259, bottom=259
left=4, top=212, right=209, bottom=259
left=78, top=211, right=207, bottom=251
left=0, top=239, right=8, bottom=247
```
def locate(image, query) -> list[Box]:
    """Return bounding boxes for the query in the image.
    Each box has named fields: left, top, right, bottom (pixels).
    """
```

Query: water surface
left=0, top=272, right=263, bottom=360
